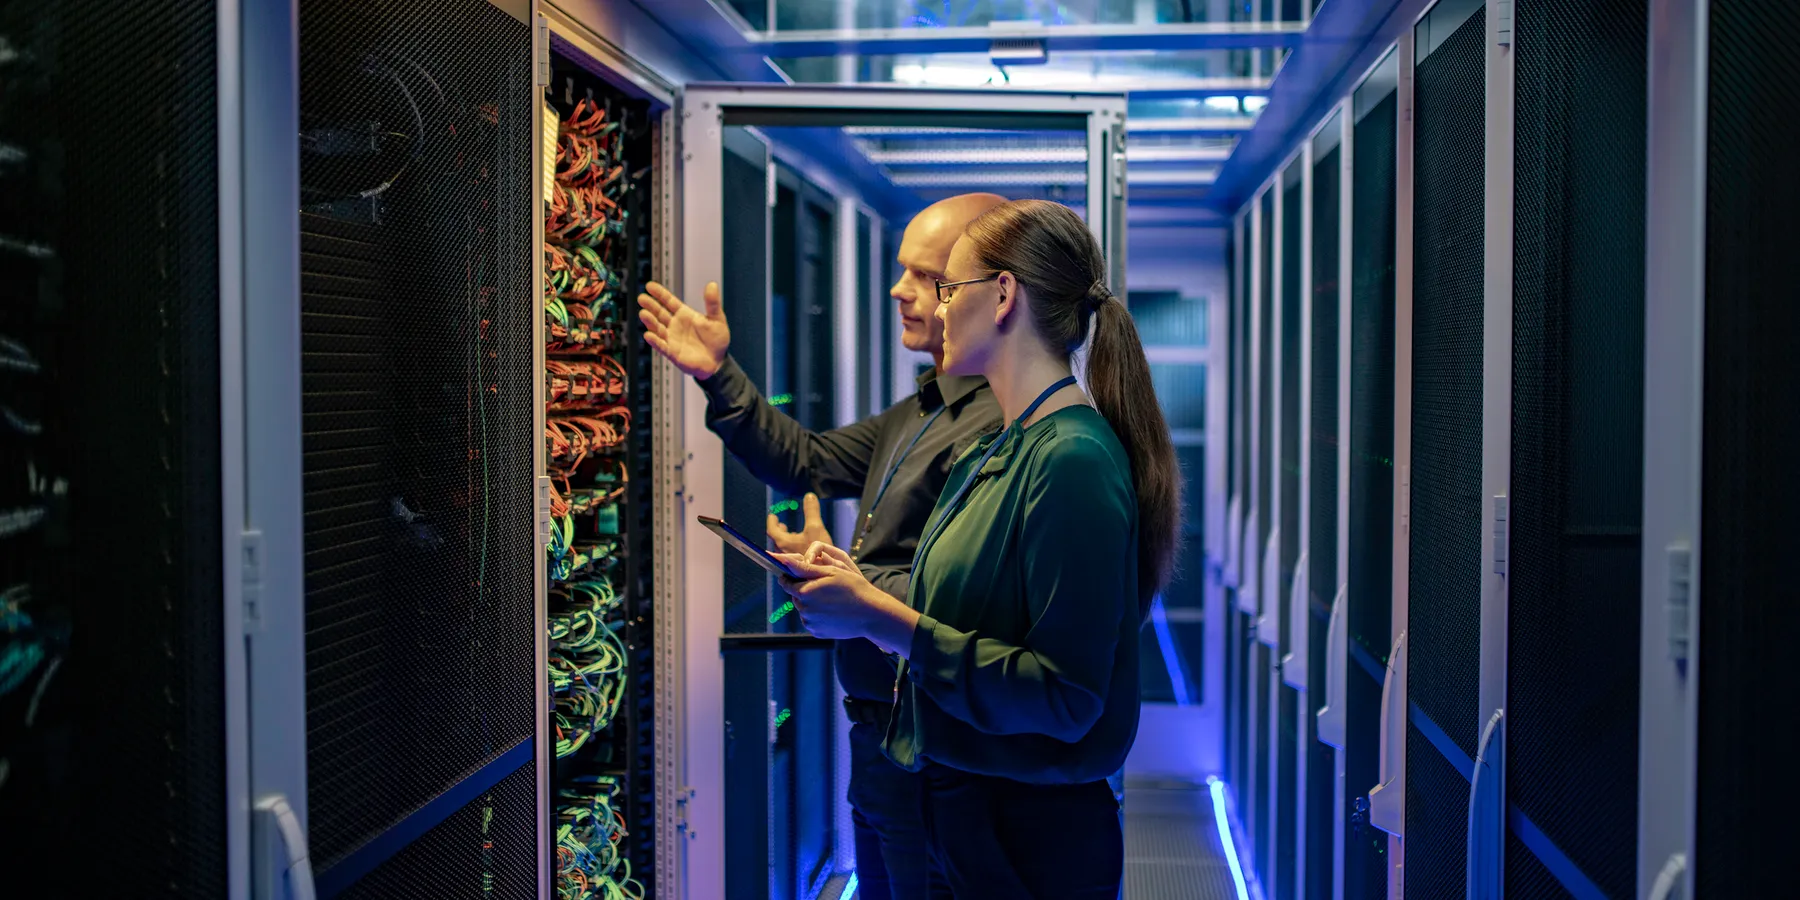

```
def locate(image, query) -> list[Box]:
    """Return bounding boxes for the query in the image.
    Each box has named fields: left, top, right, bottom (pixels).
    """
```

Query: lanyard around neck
left=850, top=404, right=947, bottom=557
left=913, top=374, right=1078, bottom=562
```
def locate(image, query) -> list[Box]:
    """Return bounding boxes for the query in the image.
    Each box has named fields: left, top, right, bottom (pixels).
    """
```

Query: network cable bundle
left=543, top=52, right=659, bottom=900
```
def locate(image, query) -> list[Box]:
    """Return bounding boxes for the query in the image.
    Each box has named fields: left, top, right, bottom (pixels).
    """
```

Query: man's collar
left=916, top=366, right=986, bottom=410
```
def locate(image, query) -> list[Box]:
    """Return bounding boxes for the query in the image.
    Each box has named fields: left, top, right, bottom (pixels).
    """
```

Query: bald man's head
left=891, top=193, right=1008, bottom=363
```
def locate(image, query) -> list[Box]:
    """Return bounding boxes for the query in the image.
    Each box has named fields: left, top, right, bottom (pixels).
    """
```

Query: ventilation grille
left=1345, top=85, right=1398, bottom=900
left=1276, top=680, right=1298, bottom=891
left=336, top=760, right=539, bottom=900
left=298, top=0, right=536, bottom=872
left=1696, top=1, right=1800, bottom=897
left=1280, top=180, right=1304, bottom=603
left=1258, top=190, right=1275, bottom=545
left=1348, top=94, right=1398, bottom=675
left=0, top=0, right=226, bottom=893
left=1251, top=643, right=1272, bottom=882
left=1310, top=147, right=1342, bottom=623
left=1406, top=7, right=1486, bottom=762
left=1503, top=829, right=1572, bottom=900
left=1507, top=0, right=1646, bottom=894
left=1404, top=723, right=1468, bottom=898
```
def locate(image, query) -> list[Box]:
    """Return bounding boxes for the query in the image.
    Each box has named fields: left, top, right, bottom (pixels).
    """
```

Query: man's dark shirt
left=698, top=354, right=1003, bottom=701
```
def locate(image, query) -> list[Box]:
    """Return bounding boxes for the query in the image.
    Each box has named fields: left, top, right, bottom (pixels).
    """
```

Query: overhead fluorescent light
left=1244, top=96, right=1269, bottom=112
left=989, top=38, right=1048, bottom=66
left=865, top=146, right=1230, bottom=166
left=1203, top=96, right=1241, bottom=112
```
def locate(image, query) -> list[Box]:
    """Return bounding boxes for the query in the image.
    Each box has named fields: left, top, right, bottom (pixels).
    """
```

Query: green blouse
left=883, top=404, right=1142, bottom=785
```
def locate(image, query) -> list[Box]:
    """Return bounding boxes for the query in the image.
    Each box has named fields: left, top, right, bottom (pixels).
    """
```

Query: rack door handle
left=1282, top=553, right=1309, bottom=690
left=1465, top=708, right=1505, bottom=899
left=1257, top=528, right=1281, bottom=646
left=1316, top=585, right=1348, bottom=748
left=1367, top=630, right=1406, bottom=837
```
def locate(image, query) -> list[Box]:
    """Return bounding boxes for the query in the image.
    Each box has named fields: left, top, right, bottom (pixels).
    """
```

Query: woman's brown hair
left=963, top=199, right=1183, bottom=609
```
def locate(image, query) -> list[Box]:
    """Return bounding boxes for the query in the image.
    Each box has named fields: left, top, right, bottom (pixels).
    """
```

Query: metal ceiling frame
left=743, top=21, right=1308, bottom=57
left=1203, top=0, right=1433, bottom=212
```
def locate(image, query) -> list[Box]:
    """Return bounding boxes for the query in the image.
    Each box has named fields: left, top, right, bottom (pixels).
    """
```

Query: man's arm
left=701, top=356, right=888, bottom=500
left=858, top=564, right=911, bottom=607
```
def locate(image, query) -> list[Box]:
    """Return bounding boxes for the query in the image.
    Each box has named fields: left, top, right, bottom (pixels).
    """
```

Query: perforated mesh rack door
left=1346, top=86, right=1397, bottom=900
left=1277, top=175, right=1304, bottom=895
left=1252, top=187, right=1275, bottom=881
left=1252, top=641, right=1272, bottom=881
left=336, top=761, right=539, bottom=900
left=1697, top=1, right=1800, bottom=896
left=1225, top=228, right=1244, bottom=788
left=1405, top=7, right=1486, bottom=896
left=1259, top=190, right=1275, bottom=558
left=1507, top=0, right=1646, bottom=895
left=1307, top=143, right=1341, bottom=900
left=297, top=0, right=537, bottom=876
left=0, top=0, right=226, bottom=893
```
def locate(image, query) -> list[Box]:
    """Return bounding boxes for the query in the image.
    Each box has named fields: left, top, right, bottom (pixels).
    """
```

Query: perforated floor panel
left=1123, top=781, right=1243, bottom=900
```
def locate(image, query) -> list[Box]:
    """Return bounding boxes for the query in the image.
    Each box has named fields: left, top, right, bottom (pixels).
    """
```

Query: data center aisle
left=1123, top=778, right=1244, bottom=900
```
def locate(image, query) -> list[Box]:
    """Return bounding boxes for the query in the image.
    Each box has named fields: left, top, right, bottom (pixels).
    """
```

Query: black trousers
left=848, top=721, right=930, bottom=900
left=918, top=765, right=1123, bottom=900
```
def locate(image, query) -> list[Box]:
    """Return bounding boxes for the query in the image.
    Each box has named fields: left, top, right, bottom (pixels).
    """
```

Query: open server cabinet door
left=293, top=0, right=544, bottom=896
left=676, top=83, right=1127, bottom=900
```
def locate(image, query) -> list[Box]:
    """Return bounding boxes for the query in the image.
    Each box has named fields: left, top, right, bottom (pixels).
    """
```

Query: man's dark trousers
left=847, top=708, right=928, bottom=900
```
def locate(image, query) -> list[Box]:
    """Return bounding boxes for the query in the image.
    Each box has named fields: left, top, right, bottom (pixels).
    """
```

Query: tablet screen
left=696, top=515, right=801, bottom=579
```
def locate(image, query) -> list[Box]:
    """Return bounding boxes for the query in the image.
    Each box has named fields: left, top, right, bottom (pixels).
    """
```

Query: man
left=637, top=193, right=1007, bottom=900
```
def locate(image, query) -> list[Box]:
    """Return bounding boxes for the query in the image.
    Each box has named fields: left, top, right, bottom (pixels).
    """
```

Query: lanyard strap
left=850, top=405, right=948, bottom=556
left=913, top=375, right=1078, bottom=564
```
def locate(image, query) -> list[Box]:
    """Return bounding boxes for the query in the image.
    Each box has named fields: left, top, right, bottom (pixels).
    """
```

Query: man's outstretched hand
left=638, top=280, right=731, bottom=379
left=768, top=492, right=834, bottom=555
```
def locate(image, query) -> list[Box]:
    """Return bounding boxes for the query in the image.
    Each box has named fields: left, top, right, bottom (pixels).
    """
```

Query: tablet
left=697, top=515, right=802, bottom=579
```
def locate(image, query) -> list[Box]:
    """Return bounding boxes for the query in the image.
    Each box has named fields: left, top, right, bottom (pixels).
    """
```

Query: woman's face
left=935, top=236, right=1002, bottom=377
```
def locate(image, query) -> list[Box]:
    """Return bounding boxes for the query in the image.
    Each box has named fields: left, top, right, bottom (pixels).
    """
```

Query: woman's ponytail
left=1085, top=293, right=1182, bottom=607
left=963, top=200, right=1183, bottom=610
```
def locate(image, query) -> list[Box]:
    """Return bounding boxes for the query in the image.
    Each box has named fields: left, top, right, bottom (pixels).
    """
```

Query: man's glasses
left=934, top=273, right=998, bottom=305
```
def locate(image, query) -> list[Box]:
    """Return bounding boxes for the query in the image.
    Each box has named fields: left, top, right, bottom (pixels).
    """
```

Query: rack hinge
left=536, top=476, right=553, bottom=547
left=533, top=17, right=551, bottom=88
left=1495, top=0, right=1514, bottom=47
left=242, top=529, right=264, bottom=634
left=1667, top=541, right=1692, bottom=665
left=1399, top=464, right=1410, bottom=536
left=1493, top=494, right=1509, bottom=577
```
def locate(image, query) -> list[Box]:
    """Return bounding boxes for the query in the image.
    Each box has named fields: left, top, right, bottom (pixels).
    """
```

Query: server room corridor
left=1, top=0, right=1790, bottom=898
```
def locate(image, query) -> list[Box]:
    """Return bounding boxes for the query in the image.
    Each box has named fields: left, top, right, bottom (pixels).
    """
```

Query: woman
left=775, top=199, right=1181, bottom=899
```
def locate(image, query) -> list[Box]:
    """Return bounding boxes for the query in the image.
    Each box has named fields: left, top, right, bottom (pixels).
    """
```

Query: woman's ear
left=993, top=272, right=1017, bottom=328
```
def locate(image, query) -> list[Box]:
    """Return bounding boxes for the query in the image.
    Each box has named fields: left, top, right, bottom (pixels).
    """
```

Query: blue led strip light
left=1207, top=777, right=1256, bottom=900
left=1150, top=595, right=1194, bottom=706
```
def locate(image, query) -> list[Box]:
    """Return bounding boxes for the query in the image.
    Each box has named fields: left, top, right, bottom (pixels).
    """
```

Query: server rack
left=1248, top=186, right=1275, bottom=890
left=1689, top=1, right=1799, bottom=895
left=1503, top=0, right=1647, bottom=895
left=1273, top=157, right=1305, bottom=900
left=1303, top=112, right=1341, bottom=900
left=0, top=0, right=233, bottom=894
left=1345, top=48, right=1402, bottom=900
left=294, top=2, right=541, bottom=896
left=540, top=28, right=669, bottom=900
left=1638, top=0, right=1705, bottom=895
left=1398, top=3, right=1487, bottom=896
left=1224, top=211, right=1247, bottom=800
